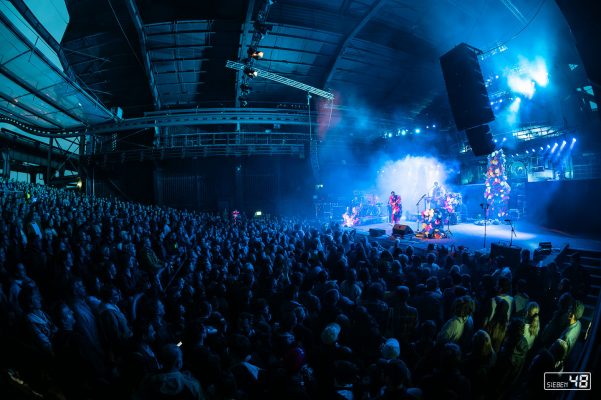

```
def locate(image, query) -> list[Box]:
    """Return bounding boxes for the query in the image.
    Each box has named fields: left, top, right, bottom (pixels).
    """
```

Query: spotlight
left=247, top=47, right=264, bottom=59
left=559, top=141, right=567, bottom=152
left=426, top=125, right=430, bottom=129
left=547, top=144, right=551, bottom=148
left=572, top=138, right=577, bottom=142
left=401, top=129, right=407, bottom=135
left=388, top=132, right=393, bottom=138
left=526, top=150, right=529, bottom=154
left=540, top=146, right=544, bottom=150
left=432, top=124, right=436, bottom=128
left=415, top=128, right=421, bottom=134
left=494, top=139, right=498, bottom=143
left=532, top=148, right=535, bottom=152
left=502, top=138, right=507, bottom=142
left=244, top=67, right=258, bottom=78
left=551, top=143, right=558, bottom=153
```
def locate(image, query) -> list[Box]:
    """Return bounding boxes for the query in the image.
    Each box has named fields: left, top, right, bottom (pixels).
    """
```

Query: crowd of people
left=0, top=179, right=591, bottom=399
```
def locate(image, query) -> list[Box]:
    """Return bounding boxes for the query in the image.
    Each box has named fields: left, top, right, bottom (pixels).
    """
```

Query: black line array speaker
left=440, top=43, right=495, bottom=132
left=465, top=124, right=496, bottom=156
left=392, top=224, right=413, bottom=236
left=369, top=228, right=386, bottom=237
left=490, top=243, right=522, bottom=269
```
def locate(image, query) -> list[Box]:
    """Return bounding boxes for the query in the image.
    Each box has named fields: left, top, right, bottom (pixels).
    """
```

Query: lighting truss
left=226, top=60, right=335, bottom=101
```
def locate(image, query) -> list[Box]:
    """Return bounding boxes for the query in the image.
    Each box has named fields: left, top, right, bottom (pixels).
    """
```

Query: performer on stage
left=430, top=181, right=446, bottom=209
left=389, top=191, right=402, bottom=224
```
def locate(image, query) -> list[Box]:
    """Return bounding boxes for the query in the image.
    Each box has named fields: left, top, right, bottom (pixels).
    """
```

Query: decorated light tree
left=484, top=149, right=511, bottom=219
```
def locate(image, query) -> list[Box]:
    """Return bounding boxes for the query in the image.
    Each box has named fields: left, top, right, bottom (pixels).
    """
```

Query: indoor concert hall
left=0, top=1, right=599, bottom=399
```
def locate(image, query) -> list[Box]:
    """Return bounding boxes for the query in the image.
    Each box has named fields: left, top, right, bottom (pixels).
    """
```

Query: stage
left=349, top=219, right=601, bottom=254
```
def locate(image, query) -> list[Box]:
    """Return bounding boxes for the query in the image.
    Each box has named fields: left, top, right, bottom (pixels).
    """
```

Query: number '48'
left=569, top=374, right=589, bottom=388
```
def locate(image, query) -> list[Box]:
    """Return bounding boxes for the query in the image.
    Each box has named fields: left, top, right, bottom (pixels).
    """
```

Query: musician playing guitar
left=389, top=191, right=402, bottom=224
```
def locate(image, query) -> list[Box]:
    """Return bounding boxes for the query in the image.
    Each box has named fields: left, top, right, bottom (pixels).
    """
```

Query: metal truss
left=226, top=60, right=335, bottom=100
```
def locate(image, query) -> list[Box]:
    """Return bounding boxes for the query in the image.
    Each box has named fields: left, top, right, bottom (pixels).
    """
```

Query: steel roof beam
left=0, top=9, right=114, bottom=121
left=0, top=91, right=62, bottom=128
left=126, top=0, right=161, bottom=110
left=0, top=63, right=83, bottom=125
left=323, top=0, right=388, bottom=88
left=7, top=0, right=78, bottom=81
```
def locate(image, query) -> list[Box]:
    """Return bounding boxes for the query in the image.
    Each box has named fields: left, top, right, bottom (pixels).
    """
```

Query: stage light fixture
left=540, top=146, right=544, bottom=150
left=526, top=150, right=529, bottom=154
left=401, top=129, right=407, bottom=135
left=502, top=138, right=507, bottom=142
left=415, top=128, right=421, bottom=134
left=547, top=144, right=551, bottom=148
left=532, top=148, right=535, bottom=152
left=432, top=124, right=436, bottom=128
left=240, top=84, right=252, bottom=95
left=247, top=47, right=264, bottom=59
left=551, top=143, right=558, bottom=153
left=244, top=67, right=258, bottom=78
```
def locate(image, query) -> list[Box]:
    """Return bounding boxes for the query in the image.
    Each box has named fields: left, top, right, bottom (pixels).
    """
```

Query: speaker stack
left=440, top=43, right=496, bottom=156
left=392, top=224, right=414, bottom=237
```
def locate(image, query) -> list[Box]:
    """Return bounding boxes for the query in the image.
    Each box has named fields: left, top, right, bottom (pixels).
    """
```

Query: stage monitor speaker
left=465, top=124, right=496, bottom=156
left=490, top=243, right=522, bottom=269
left=440, top=43, right=495, bottom=132
left=369, top=228, right=386, bottom=237
left=393, top=224, right=413, bottom=236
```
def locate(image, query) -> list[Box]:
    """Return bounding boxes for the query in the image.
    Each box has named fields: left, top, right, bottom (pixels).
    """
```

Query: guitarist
left=389, top=191, right=402, bottom=224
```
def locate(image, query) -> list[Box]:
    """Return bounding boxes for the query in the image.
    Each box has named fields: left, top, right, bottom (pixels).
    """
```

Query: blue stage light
left=432, top=124, right=436, bottom=128
left=415, top=128, right=421, bottom=134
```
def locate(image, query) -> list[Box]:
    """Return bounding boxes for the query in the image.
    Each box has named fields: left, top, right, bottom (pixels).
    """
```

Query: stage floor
left=352, top=220, right=601, bottom=254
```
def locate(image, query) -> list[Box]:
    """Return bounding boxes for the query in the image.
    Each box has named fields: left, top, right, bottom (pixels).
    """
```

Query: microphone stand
left=507, top=219, right=517, bottom=246
left=482, top=203, right=490, bottom=249
left=416, top=194, right=426, bottom=232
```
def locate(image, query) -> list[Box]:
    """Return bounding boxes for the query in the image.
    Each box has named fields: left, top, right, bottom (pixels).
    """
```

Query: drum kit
left=351, top=193, right=383, bottom=217
left=420, top=192, right=462, bottom=238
